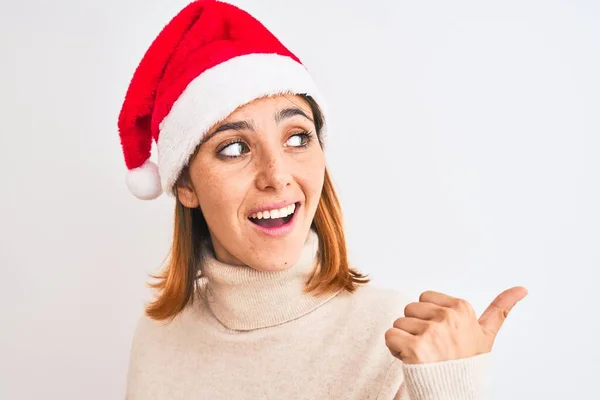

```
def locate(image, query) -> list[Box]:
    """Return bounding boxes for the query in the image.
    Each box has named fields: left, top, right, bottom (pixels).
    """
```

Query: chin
left=248, top=245, right=304, bottom=272
left=244, top=231, right=309, bottom=272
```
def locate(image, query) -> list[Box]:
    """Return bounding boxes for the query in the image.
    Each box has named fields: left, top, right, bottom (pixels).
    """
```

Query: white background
left=1, top=0, right=598, bottom=398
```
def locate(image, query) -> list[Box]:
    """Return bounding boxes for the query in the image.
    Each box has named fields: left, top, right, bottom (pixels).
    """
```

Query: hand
left=384, top=286, right=528, bottom=364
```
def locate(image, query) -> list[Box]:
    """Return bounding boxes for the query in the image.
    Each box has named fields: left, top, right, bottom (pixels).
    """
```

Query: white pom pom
left=126, top=160, right=163, bottom=200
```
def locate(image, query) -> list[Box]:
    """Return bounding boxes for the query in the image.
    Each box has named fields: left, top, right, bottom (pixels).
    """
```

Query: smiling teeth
left=250, top=204, right=296, bottom=220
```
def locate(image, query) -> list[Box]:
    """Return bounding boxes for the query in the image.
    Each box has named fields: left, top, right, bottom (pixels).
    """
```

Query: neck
left=199, top=230, right=340, bottom=331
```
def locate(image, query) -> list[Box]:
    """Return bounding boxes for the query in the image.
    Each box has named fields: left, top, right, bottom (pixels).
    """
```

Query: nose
left=255, top=148, right=292, bottom=192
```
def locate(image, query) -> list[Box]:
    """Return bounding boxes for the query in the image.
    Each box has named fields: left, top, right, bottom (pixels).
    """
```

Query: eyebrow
left=275, top=107, right=313, bottom=124
left=201, top=107, right=314, bottom=145
left=202, top=120, right=256, bottom=144
left=213, top=120, right=255, bottom=134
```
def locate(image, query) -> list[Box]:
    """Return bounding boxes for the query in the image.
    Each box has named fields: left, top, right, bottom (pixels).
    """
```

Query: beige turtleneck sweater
left=126, top=231, right=491, bottom=399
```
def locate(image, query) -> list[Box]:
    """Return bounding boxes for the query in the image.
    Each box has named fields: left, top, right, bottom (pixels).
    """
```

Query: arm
left=397, top=352, right=491, bottom=400
left=377, top=352, right=490, bottom=400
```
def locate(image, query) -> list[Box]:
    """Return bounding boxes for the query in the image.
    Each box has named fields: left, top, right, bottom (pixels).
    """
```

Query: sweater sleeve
left=377, top=352, right=491, bottom=400
left=394, top=352, right=491, bottom=400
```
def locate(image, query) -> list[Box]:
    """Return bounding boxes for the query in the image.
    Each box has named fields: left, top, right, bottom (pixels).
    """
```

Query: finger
left=385, top=327, right=414, bottom=356
left=404, top=301, right=444, bottom=320
left=393, top=317, right=429, bottom=335
left=478, top=286, right=528, bottom=336
left=419, top=290, right=459, bottom=308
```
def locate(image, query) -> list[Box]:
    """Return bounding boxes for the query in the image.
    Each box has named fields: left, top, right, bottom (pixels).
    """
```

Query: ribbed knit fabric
left=401, top=354, right=490, bottom=399
left=126, top=230, right=491, bottom=399
left=201, top=230, right=339, bottom=331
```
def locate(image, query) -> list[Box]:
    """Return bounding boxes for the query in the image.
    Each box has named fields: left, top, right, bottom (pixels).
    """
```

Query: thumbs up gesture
left=385, top=286, right=528, bottom=364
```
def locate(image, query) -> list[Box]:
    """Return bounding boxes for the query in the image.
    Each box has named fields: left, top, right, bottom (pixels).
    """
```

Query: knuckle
left=420, top=321, right=435, bottom=335
left=419, top=291, right=433, bottom=302
left=456, top=298, right=474, bottom=313
left=392, top=317, right=406, bottom=330
left=451, top=298, right=467, bottom=310
left=437, top=307, right=453, bottom=321
left=384, top=328, right=395, bottom=343
left=451, top=298, right=463, bottom=308
left=385, top=328, right=402, bottom=349
left=404, top=302, right=417, bottom=316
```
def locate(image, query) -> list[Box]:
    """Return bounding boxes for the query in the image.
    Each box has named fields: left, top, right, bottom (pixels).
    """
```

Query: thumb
left=478, top=286, right=528, bottom=337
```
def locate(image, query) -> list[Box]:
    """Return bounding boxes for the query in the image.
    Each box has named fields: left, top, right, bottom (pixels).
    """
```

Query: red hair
left=145, top=96, right=369, bottom=320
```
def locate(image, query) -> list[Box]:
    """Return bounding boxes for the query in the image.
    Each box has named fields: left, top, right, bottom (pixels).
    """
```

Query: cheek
left=191, top=162, right=247, bottom=222
left=298, top=154, right=325, bottom=203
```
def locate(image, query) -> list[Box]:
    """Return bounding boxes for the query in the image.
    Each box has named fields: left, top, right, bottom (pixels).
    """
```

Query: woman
left=118, top=1, right=527, bottom=399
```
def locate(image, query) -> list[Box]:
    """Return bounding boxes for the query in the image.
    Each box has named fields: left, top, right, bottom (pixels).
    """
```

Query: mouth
left=248, top=202, right=300, bottom=230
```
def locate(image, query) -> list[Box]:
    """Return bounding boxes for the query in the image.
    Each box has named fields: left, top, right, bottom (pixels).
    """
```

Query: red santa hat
left=118, top=0, right=326, bottom=200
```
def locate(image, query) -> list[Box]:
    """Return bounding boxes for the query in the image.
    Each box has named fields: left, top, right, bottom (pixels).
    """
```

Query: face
left=177, top=94, right=325, bottom=271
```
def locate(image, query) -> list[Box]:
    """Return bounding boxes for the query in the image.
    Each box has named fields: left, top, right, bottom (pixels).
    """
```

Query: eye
left=218, top=141, right=249, bottom=158
left=285, top=131, right=312, bottom=148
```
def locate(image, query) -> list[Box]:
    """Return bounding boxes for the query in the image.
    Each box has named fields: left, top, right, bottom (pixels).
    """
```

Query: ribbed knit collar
left=199, top=230, right=340, bottom=331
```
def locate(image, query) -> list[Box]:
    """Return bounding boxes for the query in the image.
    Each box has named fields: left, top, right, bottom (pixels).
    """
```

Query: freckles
left=202, top=174, right=219, bottom=190
left=207, top=170, right=248, bottom=215
left=194, top=167, right=227, bottom=211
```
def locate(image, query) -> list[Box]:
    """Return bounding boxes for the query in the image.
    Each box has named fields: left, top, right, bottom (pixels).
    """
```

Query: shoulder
left=126, top=307, right=196, bottom=398
left=353, top=283, right=413, bottom=305
left=128, top=299, right=208, bottom=353
left=126, top=313, right=163, bottom=398
left=318, top=284, right=412, bottom=396
left=126, top=303, right=209, bottom=396
left=127, top=313, right=177, bottom=371
left=342, top=283, right=413, bottom=325
left=130, top=310, right=181, bottom=346
left=324, top=283, right=414, bottom=350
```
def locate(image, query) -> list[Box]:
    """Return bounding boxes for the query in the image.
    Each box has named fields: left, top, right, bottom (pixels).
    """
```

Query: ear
left=176, top=180, right=200, bottom=208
